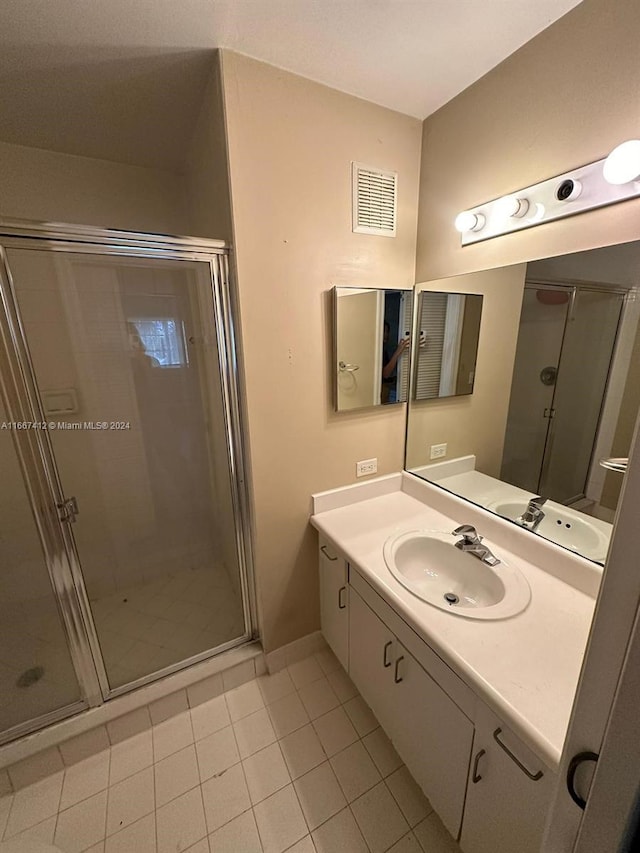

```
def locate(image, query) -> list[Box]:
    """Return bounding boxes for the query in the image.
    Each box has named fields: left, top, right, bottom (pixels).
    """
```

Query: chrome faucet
left=516, top=496, right=548, bottom=532
left=452, top=525, right=500, bottom=566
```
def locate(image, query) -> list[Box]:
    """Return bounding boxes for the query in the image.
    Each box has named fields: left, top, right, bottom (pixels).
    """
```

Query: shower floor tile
left=0, top=566, right=246, bottom=738
left=90, top=566, right=246, bottom=689
left=0, top=649, right=460, bottom=853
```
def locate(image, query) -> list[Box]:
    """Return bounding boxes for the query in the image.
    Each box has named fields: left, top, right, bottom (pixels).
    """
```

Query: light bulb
left=494, top=194, right=529, bottom=219
left=528, top=202, right=546, bottom=223
left=603, top=140, right=640, bottom=185
left=454, top=211, right=485, bottom=233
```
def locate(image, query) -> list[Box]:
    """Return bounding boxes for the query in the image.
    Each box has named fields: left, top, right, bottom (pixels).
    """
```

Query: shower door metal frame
left=524, top=278, right=627, bottom=503
left=0, top=219, right=258, bottom=718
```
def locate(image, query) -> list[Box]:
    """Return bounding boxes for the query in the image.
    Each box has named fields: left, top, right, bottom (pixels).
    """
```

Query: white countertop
left=311, top=473, right=598, bottom=770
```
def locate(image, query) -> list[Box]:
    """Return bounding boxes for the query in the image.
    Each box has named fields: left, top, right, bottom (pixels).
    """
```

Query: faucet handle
left=452, top=524, right=482, bottom=543
left=529, top=496, right=548, bottom=508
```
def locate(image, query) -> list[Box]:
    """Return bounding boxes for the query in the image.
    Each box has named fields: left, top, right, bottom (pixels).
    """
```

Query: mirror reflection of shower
left=501, top=281, right=624, bottom=513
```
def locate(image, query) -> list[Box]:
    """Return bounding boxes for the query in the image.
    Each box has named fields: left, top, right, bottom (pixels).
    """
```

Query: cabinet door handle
left=472, top=748, right=486, bottom=783
left=321, top=545, right=338, bottom=561
left=383, top=640, right=393, bottom=668
left=338, top=586, right=347, bottom=609
left=493, top=728, right=543, bottom=781
left=566, top=751, right=598, bottom=810
left=394, top=655, right=405, bottom=683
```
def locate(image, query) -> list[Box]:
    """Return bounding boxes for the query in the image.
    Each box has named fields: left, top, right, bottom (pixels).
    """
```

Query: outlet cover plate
left=356, top=458, right=378, bottom=477
left=430, top=444, right=447, bottom=460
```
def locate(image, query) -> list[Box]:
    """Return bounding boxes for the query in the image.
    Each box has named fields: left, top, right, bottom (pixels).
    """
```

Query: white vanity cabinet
left=349, top=586, right=474, bottom=839
left=460, top=704, right=555, bottom=853
left=317, top=539, right=556, bottom=848
left=318, top=538, right=349, bottom=670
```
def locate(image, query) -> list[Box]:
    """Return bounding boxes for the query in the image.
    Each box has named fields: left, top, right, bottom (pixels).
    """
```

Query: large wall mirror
left=334, top=287, right=413, bottom=411
left=406, top=241, right=640, bottom=564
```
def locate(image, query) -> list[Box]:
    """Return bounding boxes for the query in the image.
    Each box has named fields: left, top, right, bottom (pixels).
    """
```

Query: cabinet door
left=319, top=540, right=349, bottom=669
left=460, top=705, right=555, bottom=853
left=348, top=589, right=397, bottom=735
left=392, top=642, right=474, bottom=840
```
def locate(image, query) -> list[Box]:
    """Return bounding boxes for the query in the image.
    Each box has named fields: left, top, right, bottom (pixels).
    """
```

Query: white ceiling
left=0, top=0, right=582, bottom=170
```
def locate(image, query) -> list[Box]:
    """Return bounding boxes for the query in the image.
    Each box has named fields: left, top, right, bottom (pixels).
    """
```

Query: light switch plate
left=430, top=443, right=447, bottom=460
left=356, top=458, right=378, bottom=477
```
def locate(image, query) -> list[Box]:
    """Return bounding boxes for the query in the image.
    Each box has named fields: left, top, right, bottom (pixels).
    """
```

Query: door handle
left=472, top=748, right=486, bottom=783
left=383, top=640, right=393, bottom=668
left=57, top=496, right=79, bottom=524
left=493, top=728, right=543, bottom=781
left=320, top=545, right=337, bottom=561
left=566, top=751, right=598, bottom=809
left=394, top=655, right=404, bottom=683
left=338, top=586, right=347, bottom=609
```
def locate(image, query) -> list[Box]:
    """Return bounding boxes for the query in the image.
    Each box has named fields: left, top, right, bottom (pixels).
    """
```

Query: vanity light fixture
left=454, top=211, right=485, bottom=233
left=603, top=140, right=640, bottom=185
left=456, top=141, right=640, bottom=245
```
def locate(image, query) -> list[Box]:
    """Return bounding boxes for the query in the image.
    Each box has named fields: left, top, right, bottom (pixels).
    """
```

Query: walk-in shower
left=0, top=222, right=255, bottom=746
left=501, top=280, right=625, bottom=504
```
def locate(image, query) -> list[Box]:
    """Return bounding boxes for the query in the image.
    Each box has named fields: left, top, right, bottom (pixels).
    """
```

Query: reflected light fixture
left=454, top=211, right=485, bottom=233
left=603, top=140, right=640, bottom=185
left=494, top=194, right=529, bottom=218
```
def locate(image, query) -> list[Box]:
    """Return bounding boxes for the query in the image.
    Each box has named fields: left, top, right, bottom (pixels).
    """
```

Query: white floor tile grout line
left=0, top=653, right=455, bottom=853
left=150, top=712, right=158, bottom=853
left=186, top=702, right=209, bottom=853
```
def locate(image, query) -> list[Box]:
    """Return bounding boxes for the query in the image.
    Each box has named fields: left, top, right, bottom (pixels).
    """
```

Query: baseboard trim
left=265, top=631, right=326, bottom=674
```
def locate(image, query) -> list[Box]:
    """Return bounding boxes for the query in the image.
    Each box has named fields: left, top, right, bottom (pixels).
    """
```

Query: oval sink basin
left=489, top=500, right=609, bottom=562
left=383, top=530, right=531, bottom=620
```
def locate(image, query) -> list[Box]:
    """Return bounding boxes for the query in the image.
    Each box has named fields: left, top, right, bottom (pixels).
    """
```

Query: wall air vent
left=352, top=162, right=397, bottom=237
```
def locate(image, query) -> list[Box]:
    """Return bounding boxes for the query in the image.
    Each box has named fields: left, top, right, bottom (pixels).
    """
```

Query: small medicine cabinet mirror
left=413, top=292, right=483, bottom=400
left=333, top=286, right=413, bottom=412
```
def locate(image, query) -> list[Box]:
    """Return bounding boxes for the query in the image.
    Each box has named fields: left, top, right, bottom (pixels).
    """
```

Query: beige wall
left=406, top=265, right=526, bottom=474
left=0, top=141, right=191, bottom=234
left=416, top=0, right=640, bottom=283
left=221, top=51, right=421, bottom=651
left=184, top=53, right=233, bottom=241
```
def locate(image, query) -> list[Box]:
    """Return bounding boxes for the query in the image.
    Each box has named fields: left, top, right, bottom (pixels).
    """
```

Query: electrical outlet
left=430, top=443, right=447, bottom=460
left=356, top=458, right=378, bottom=477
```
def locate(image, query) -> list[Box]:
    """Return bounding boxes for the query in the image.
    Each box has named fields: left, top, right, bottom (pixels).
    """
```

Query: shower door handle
left=57, top=496, right=79, bottom=524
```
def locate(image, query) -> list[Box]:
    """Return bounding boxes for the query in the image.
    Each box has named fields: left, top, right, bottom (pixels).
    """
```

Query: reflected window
left=131, top=318, right=187, bottom=367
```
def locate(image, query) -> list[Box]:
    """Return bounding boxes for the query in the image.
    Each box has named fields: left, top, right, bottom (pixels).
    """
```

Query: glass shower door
left=6, top=247, right=248, bottom=693
left=540, top=288, right=623, bottom=502
left=0, top=387, right=84, bottom=743
left=501, top=287, right=570, bottom=492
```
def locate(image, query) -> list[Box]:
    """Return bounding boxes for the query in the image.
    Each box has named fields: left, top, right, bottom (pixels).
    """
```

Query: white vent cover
left=352, top=162, right=397, bottom=237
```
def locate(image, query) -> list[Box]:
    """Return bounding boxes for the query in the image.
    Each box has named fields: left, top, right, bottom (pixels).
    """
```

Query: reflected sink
left=489, top=500, right=609, bottom=562
left=383, top=530, right=531, bottom=620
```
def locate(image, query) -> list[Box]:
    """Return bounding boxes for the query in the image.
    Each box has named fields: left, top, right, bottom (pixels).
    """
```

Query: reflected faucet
left=452, top=525, right=500, bottom=566
left=516, top=496, right=548, bottom=532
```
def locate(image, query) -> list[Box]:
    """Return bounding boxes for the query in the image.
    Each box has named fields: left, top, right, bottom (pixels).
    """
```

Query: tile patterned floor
left=0, top=648, right=462, bottom=853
